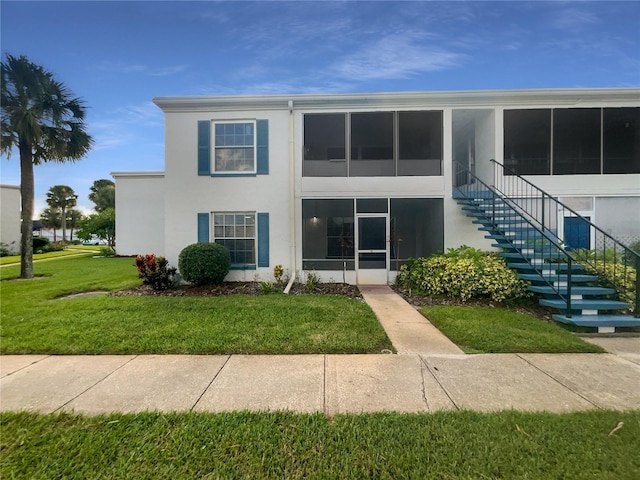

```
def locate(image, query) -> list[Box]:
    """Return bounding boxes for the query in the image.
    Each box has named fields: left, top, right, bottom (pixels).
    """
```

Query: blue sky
left=1, top=0, right=639, bottom=216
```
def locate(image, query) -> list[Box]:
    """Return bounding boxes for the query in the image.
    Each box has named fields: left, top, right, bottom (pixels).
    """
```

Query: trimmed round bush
left=178, top=243, right=231, bottom=285
left=33, top=236, right=50, bottom=250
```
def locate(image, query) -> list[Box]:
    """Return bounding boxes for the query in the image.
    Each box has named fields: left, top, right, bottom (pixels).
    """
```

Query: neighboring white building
left=113, top=88, right=640, bottom=285
left=0, top=184, right=21, bottom=254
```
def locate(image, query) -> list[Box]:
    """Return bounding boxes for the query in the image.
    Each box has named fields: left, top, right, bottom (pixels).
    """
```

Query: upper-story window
left=504, top=107, right=640, bottom=175
left=214, top=122, right=256, bottom=173
left=303, top=111, right=442, bottom=177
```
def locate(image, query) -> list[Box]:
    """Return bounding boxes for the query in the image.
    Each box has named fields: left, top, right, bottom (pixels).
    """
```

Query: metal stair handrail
left=453, top=159, right=575, bottom=315
left=491, top=159, right=639, bottom=315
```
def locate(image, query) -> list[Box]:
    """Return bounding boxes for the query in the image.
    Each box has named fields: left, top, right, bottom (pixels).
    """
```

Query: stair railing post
left=541, top=192, right=545, bottom=232
left=566, top=257, right=572, bottom=319
left=636, top=254, right=640, bottom=318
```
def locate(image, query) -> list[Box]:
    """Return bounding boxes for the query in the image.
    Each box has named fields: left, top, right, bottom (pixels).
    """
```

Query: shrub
left=33, top=236, right=49, bottom=250
left=46, top=241, right=67, bottom=252
left=305, top=270, right=320, bottom=291
left=178, top=243, right=231, bottom=285
left=99, top=246, right=116, bottom=257
left=396, top=248, right=531, bottom=302
left=273, top=264, right=285, bottom=285
left=0, top=242, right=15, bottom=257
left=136, top=253, right=177, bottom=291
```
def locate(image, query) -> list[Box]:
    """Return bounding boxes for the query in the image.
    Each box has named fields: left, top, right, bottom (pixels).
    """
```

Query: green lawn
left=0, top=248, right=101, bottom=265
left=2, top=410, right=638, bottom=479
left=421, top=305, right=604, bottom=354
left=0, top=255, right=391, bottom=354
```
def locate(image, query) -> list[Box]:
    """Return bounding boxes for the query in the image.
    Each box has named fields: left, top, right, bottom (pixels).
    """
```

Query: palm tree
left=66, top=208, right=83, bottom=241
left=40, top=208, right=62, bottom=242
left=88, top=179, right=115, bottom=212
left=46, top=185, right=77, bottom=241
left=1, top=54, right=93, bottom=278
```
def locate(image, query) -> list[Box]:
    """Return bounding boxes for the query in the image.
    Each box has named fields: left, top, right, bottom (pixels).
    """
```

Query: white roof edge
left=111, top=171, right=165, bottom=179
left=0, top=184, right=20, bottom=190
left=153, top=87, right=640, bottom=112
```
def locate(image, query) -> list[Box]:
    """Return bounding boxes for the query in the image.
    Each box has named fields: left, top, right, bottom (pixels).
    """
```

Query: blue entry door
left=564, top=216, right=590, bottom=250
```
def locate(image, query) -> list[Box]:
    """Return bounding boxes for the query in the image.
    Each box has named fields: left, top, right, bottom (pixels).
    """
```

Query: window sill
left=230, top=264, right=257, bottom=270
left=211, top=173, right=257, bottom=177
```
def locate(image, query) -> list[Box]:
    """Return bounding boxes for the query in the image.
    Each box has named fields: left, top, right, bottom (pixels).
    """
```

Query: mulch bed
left=111, top=282, right=363, bottom=299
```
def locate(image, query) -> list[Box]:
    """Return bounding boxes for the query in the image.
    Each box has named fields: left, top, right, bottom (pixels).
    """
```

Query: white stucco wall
left=138, top=88, right=640, bottom=283
left=112, top=172, right=165, bottom=256
left=162, top=109, right=292, bottom=281
left=0, top=185, right=21, bottom=254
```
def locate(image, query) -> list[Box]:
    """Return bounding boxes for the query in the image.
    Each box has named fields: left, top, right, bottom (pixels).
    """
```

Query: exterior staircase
left=453, top=161, right=640, bottom=334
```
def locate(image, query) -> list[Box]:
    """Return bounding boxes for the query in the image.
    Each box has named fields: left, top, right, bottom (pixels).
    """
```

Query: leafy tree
left=88, top=179, right=115, bottom=212
left=77, top=208, right=115, bottom=248
left=46, top=185, right=77, bottom=241
left=39, top=207, right=61, bottom=242
left=66, top=208, right=84, bottom=241
left=1, top=54, right=93, bottom=278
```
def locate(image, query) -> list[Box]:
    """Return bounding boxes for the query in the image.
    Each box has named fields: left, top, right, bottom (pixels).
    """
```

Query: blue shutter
left=256, top=119, right=269, bottom=175
left=197, top=120, right=211, bottom=176
left=197, top=213, right=209, bottom=243
left=257, top=212, right=269, bottom=267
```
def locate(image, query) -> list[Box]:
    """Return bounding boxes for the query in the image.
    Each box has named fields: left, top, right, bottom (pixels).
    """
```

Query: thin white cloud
left=549, top=7, right=599, bottom=31
left=89, top=102, right=163, bottom=152
left=332, top=34, right=462, bottom=81
left=91, top=61, right=187, bottom=77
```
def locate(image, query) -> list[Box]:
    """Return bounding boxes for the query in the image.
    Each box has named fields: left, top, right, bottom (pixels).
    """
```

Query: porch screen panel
left=603, top=107, right=640, bottom=174
left=389, top=198, right=443, bottom=270
left=350, top=112, right=395, bottom=176
left=553, top=108, right=601, bottom=175
left=398, top=111, right=442, bottom=176
left=303, top=114, right=347, bottom=177
left=302, top=199, right=354, bottom=270
left=503, top=109, right=551, bottom=175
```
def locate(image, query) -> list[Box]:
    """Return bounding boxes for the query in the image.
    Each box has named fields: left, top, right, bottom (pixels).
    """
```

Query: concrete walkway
left=1, top=287, right=639, bottom=415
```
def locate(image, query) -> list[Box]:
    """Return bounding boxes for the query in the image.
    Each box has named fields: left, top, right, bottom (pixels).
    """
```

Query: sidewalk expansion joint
left=322, top=355, right=327, bottom=416
left=1, top=355, right=52, bottom=379
left=515, top=354, right=602, bottom=409
left=53, top=354, right=140, bottom=413
left=190, top=354, right=231, bottom=412
left=419, top=356, right=459, bottom=411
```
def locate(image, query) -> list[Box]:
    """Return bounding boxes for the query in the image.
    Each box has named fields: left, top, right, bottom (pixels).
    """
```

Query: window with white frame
left=214, top=122, right=256, bottom=173
left=213, top=212, right=256, bottom=264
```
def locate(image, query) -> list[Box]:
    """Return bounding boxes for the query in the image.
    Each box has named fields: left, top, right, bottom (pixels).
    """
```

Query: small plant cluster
left=178, top=243, right=231, bottom=285
left=396, top=245, right=531, bottom=302
left=0, top=242, right=16, bottom=257
left=136, top=253, right=177, bottom=291
left=32, top=237, right=66, bottom=254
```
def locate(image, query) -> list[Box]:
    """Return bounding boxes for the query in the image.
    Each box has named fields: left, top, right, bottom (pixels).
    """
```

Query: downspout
left=284, top=99, right=296, bottom=294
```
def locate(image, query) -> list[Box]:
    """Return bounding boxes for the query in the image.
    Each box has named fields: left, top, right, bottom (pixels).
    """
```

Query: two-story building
left=113, top=88, right=640, bottom=285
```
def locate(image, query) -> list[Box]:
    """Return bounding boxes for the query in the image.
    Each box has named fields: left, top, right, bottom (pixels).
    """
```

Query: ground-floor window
left=302, top=198, right=443, bottom=271
left=213, top=212, right=256, bottom=265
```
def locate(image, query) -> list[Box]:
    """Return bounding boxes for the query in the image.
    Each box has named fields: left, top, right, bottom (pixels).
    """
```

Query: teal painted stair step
left=539, top=298, right=630, bottom=310
left=517, top=273, right=599, bottom=283
left=500, top=251, right=567, bottom=260
left=552, top=314, right=640, bottom=330
left=528, top=285, right=615, bottom=296
left=507, top=262, right=585, bottom=271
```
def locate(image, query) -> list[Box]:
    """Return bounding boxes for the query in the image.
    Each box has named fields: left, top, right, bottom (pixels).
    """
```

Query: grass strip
left=2, top=410, right=638, bottom=479
left=0, top=249, right=97, bottom=265
left=1, top=256, right=390, bottom=354
left=420, top=305, right=603, bottom=354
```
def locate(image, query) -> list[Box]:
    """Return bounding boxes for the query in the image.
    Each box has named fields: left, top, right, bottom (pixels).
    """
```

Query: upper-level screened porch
left=303, top=111, right=442, bottom=177
left=504, top=107, right=640, bottom=176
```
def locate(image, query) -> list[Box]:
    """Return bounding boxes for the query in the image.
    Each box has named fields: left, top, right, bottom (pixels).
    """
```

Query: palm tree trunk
left=19, top=140, right=34, bottom=279
left=61, top=206, right=67, bottom=242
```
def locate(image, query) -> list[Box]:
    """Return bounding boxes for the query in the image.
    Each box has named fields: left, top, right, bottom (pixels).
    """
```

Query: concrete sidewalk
left=2, top=352, right=639, bottom=414
left=1, top=286, right=639, bottom=415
